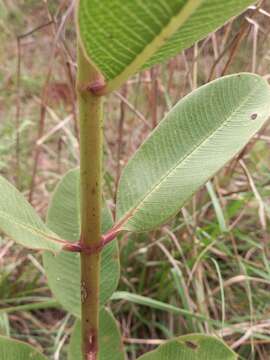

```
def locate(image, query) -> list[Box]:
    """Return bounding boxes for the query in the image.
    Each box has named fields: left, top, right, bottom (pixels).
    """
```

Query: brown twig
left=28, top=2, right=75, bottom=204
left=15, top=20, right=55, bottom=190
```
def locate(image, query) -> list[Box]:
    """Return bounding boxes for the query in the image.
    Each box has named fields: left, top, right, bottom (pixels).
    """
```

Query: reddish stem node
left=63, top=242, right=82, bottom=252
left=87, top=79, right=106, bottom=95
left=63, top=228, right=121, bottom=255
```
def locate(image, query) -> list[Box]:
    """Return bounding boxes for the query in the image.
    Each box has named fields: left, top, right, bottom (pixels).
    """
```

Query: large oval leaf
left=137, top=334, right=236, bottom=360
left=0, top=336, right=48, bottom=360
left=68, top=308, right=125, bottom=360
left=77, top=0, right=255, bottom=93
left=0, top=176, right=64, bottom=252
left=115, top=74, right=270, bottom=232
left=43, top=169, right=120, bottom=317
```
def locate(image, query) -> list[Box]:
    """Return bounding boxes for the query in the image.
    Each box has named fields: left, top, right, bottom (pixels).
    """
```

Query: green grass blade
left=0, top=300, right=60, bottom=316
left=206, top=181, right=227, bottom=233
left=111, top=291, right=223, bottom=327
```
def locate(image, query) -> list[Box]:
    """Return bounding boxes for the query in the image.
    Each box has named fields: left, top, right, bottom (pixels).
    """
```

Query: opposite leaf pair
left=0, top=73, right=270, bottom=359
left=1, top=0, right=269, bottom=359
left=1, top=73, right=269, bottom=254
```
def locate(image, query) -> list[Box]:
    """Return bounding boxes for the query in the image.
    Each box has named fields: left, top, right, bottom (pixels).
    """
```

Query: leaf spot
left=185, top=341, right=198, bottom=350
left=250, top=113, right=258, bottom=120
left=81, top=281, right=88, bottom=303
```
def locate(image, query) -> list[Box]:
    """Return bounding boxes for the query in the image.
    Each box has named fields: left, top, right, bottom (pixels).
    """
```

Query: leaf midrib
left=118, top=82, right=261, bottom=229
left=98, top=0, right=204, bottom=93
left=0, top=209, right=63, bottom=248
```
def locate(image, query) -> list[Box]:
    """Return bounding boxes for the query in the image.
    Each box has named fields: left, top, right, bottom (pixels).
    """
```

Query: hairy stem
left=77, top=45, right=103, bottom=360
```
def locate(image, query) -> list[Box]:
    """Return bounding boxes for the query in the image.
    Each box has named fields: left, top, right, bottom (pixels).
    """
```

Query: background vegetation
left=1, top=0, right=270, bottom=359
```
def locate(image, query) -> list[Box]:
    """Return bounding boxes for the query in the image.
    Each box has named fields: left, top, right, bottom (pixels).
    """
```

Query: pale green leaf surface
left=0, top=176, right=62, bottom=252
left=116, top=74, right=270, bottom=232
left=78, top=0, right=255, bottom=92
left=0, top=336, right=48, bottom=360
left=43, top=169, right=120, bottom=317
left=68, top=308, right=125, bottom=360
left=137, top=334, right=236, bottom=360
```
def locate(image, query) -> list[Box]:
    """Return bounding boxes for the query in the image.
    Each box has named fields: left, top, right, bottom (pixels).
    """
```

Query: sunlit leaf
left=43, top=169, right=120, bottom=317
left=77, top=0, right=255, bottom=92
left=115, top=74, right=270, bottom=232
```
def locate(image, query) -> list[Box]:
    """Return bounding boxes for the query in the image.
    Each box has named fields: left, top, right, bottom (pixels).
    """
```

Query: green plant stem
left=77, top=45, right=103, bottom=360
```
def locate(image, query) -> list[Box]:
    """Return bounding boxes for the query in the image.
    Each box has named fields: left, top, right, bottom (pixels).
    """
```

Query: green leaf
left=43, top=169, right=120, bottom=317
left=136, top=334, right=236, bottom=360
left=0, top=336, right=48, bottom=360
left=77, top=0, right=255, bottom=93
left=115, top=74, right=270, bottom=232
left=68, top=308, right=125, bottom=360
left=0, top=176, right=64, bottom=252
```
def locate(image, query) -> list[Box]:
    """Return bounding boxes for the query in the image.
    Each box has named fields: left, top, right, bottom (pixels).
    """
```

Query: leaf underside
left=0, top=176, right=62, bottom=252
left=68, top=308, right=125, bottom=360
left=43, top=169, right=120, bottom=317
left=0, top=336, right=48, bottom=360
left=137, top=334, right=237, bottom=360
left=78, top=0, right=255, bottom=91
left=116, top=74, right=270, bottom=233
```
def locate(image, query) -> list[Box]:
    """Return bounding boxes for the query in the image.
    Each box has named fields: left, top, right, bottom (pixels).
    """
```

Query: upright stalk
left=77, top=45, right=103, bottom=360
